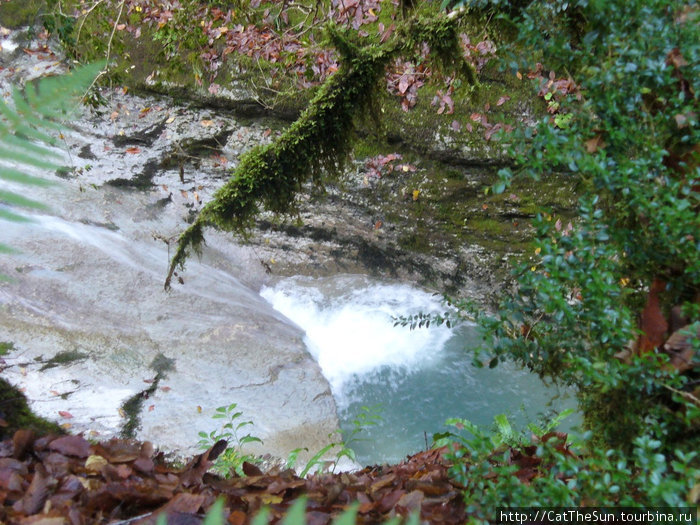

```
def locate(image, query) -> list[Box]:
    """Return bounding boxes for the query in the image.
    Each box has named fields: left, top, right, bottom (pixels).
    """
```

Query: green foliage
left=42, top=0, right=77, bottom=50
left=164, top=10, right=473, bottom=287
left=296, top=405, right=381, bottom=477
left=197, top=403, right=263, bottom=477
left=0, top=341, right=14, bottom=356
left=441, top=415, right=696, bottom=515
left=164, top=24, right=391, bottom=287
left=442, top=0, right=700, bottom=455
left=0, top=377, right=63, bottom=439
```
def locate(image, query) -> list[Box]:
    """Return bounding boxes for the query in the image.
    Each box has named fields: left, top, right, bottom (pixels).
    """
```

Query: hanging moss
left=165, top=16, right=473, bottom=288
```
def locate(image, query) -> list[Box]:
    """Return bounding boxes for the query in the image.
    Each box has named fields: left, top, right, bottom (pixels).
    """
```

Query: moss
left=0, top=0, right=46, bottom=28
left=0, top=377, right=63, bottom=440
left=398, top=232, right=432, bottom=253
left=120, top=373, right=161, bottom=439
left=39, top=349, right=88, bottom=371
left=0, top=341, right=14, bottom=356
left=466, top=217, right=511, bottom=235
left=150, top=353, right=176, bottom=375
left=165, top=26, right=393, bottom=287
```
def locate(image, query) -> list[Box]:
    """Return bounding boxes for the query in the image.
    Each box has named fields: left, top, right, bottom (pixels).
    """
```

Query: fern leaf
left=0, top=62, right=103, bottom=272
left=0, top=166, right=53, bottom=186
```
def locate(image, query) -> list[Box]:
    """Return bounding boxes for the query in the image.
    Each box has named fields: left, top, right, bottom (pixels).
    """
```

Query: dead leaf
left=85, top=454, right=108, bottom=474
left=663, top=324, right=699, bottom=372
left=12, top=429, right=35, bottom=460
left=201, top=119, right=214, bottom=127
left=666, top=47, right=688, bottom=68
left=585, top=134, right=605, bottom=153
left=637, top=278, right=669, bottom=354
left=125, top=146, right=141, bottom=154
left=496, top=95, right=510, bottom=106
left=49, top=435, right=91, bottom=458
left=14, top=464, right=48, bottom=515
left=58, top=411, right=73, bottom=419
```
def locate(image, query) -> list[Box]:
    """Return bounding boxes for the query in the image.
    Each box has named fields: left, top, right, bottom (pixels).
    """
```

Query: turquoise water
left=261, top=275, right=577, bottom=466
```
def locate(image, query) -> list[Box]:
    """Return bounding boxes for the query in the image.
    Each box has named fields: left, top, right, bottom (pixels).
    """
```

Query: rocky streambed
left=0, top=29, right=576, bottom=464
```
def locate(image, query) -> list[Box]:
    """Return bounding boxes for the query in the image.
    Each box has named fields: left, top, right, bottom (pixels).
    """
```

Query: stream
left=0, top=31, right=577, bottom=467
left=261, top=275, right=576, bottom=466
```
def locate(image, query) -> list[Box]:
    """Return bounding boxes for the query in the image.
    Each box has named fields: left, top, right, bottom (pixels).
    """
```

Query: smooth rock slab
left=0, top=183, right=339, bottom=463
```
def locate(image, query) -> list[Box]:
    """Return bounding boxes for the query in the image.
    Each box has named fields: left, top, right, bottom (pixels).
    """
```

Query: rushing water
left=262, top=275, right=576, bottom=466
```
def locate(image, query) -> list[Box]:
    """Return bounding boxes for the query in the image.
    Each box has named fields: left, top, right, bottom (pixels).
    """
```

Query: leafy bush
left=443, top=0, right=699, bottom=453
left=439, top=415, right=697, bottom=515
left=408, top=0, right=700, bottom=510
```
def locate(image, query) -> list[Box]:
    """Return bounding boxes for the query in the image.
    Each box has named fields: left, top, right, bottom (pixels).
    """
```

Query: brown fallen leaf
left=12, top=429, right=35, bottom=460
left=637, top=278, right=668, bottom=354
left=496, top=95, right=510, bottom=106
left=585, top=134, right=605, bottom=153
left=49, top=435, right=91, bottom=458
left=663, top=324, right=699, bottom=372
left=58, top=411, right=73, bottom=419
left=14, top=464, right=48, bottom=515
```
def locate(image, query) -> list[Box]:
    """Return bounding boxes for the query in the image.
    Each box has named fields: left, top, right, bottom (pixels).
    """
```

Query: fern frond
left=0, top=62, right=103, bottom=277
left=0, top=62, right=103, bottom=216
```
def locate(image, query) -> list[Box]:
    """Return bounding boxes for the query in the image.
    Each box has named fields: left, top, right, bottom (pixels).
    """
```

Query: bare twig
left=663, top=384, right=700, bottom=408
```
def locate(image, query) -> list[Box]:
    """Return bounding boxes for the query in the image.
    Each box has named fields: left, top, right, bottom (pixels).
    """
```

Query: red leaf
left=58, top=410, right=73, bottom=419
left=125, top=146, right=141, bottom=154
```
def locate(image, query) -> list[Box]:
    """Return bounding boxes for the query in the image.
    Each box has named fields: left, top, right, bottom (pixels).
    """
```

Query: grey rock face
left=0, top=34, right=340, bottom=463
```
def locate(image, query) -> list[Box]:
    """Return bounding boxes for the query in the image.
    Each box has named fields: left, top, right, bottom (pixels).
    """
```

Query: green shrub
left=439, top=415, right=697, bottom=514
left=445, top=0, right=699, bottom=454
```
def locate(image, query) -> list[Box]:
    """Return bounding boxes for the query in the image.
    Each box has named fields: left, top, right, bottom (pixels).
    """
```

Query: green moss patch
left=0, top=377, right=63, bottom=440
left=0, top=341, right=14, bottom=357
left=0, top=0, right=45, bottom=28
left=39, top=349, right=88, bottom=371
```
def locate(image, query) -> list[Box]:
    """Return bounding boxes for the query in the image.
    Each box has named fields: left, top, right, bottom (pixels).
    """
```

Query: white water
left=262, top=275, right=577, bottom=465
left=261, top=275, right=453, bottom=397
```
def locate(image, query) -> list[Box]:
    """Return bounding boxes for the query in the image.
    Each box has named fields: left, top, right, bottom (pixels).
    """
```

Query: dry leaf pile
left=0, top=431, right=467, bottom=524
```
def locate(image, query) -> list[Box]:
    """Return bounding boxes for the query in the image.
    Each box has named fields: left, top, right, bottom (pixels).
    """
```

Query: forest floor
left=0, top=429, right=470, bottom=524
